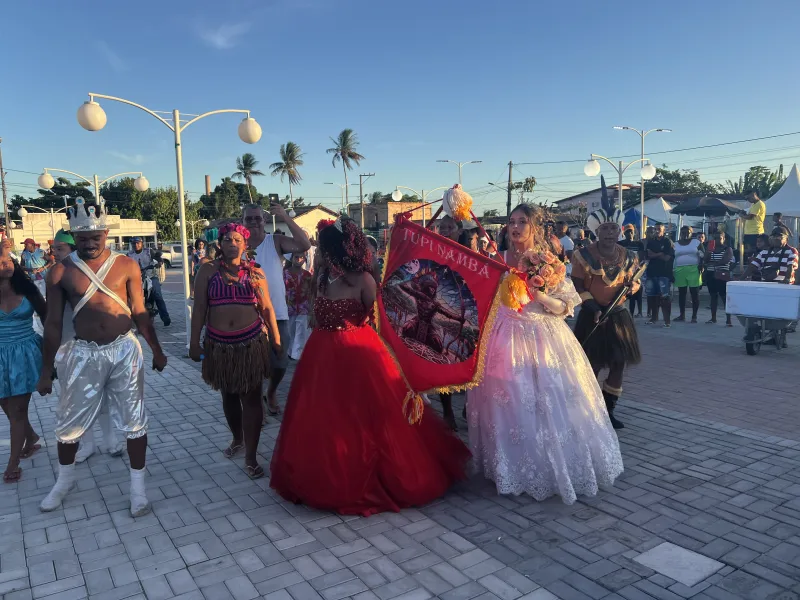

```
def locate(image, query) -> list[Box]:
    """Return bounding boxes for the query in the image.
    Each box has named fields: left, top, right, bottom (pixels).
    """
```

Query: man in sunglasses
left=243, top=203, right=311, bottom=418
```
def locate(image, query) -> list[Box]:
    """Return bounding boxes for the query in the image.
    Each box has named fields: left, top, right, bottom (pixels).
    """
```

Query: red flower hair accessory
left=317, top=219, right=336, bottom=233
left=218, top=223, right=250, bottom=240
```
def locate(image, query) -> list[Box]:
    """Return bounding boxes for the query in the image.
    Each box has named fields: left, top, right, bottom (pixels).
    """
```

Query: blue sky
left=2, top=0, right=799, bottom=214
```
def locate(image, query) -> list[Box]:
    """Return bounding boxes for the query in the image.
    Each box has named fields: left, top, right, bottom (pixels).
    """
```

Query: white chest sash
left=70, top=251, right=132, bottom=317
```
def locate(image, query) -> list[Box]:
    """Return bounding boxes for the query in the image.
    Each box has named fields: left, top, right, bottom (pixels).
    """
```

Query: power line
left=514, top=130, right=800, bottom=166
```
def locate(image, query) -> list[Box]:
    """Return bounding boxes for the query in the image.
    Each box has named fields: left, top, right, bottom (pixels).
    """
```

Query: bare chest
left=63, top=261, right=130, bottom=310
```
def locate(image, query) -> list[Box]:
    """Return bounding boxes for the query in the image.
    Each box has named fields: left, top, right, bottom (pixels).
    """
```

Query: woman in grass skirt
left=190, top=224, right=281, bottom=479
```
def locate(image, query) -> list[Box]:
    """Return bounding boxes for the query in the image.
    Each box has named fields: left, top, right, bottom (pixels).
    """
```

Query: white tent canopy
left=641, top=197, right=675, bottom=223
left=765, top=163, right=800, bottom=217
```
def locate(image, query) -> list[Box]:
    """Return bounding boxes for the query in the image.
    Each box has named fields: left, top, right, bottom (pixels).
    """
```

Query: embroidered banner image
left=377, top=216, right=506, bottom=393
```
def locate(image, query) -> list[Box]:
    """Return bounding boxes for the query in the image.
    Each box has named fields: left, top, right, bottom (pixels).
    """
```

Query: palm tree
left=232, top=153, right=265, bottom=202
left=326, top=129, right=365, bottom=208
left=269, top=142, right=305, bottom=209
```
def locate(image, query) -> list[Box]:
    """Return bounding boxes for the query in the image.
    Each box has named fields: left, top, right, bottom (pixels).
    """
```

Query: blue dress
left=0, top=297, right=43, bottom=398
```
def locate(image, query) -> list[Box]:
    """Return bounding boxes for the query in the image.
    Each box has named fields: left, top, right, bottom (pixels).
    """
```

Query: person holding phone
left=243, top=202, right=310, bottom=417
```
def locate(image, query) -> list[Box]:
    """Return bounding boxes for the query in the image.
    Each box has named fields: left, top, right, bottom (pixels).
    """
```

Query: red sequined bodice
left=314, top=297, right=370, bottom=331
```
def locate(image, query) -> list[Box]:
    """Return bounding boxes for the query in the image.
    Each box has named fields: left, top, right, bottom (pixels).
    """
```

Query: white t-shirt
left=674, top=239, right=701, bottom=268
left=254, top=235, right=289, bottom=321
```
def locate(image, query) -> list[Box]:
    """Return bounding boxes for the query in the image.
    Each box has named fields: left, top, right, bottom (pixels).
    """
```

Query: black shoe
left=603, top=390, right=625, bottom=430
left=163, top=319, right=171, bottom=327
left=608, top=413, right=625, bottom=430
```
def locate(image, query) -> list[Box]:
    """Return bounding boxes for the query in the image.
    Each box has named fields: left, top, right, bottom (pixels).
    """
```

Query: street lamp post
left=18, top=204, right=69, bottom=240
left=325, top=182, right=358, bottom=214
left=436, top=159, right=482, bottom=186
left=613, top=126, right=671, bottom=234
left=76, top=93, right=262, bottom=348
left=38, top=168, right=149, bottom=203
left=391, top=186, right=449, bottom=227
left=584, top=154, right=657, bottom=213
left=177, top=219, right=211, bottom=240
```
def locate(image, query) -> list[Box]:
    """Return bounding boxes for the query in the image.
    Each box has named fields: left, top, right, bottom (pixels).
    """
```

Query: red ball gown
left=270, top=296, right=471, bottom=516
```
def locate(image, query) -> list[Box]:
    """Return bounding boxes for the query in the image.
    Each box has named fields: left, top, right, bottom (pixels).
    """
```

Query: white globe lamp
left=238, top=117, right=262, bottom=144
left=38, top=172, right=55, bottom=190
left=134, top=176, right=150, bottom=192
left=174, top=219, right=180, bottom=227
left=18, top=207, right=28, bottom=218
left=391, top=189, right=403, bottom=202
left=640, top=161, right=657, bottom=181
left=584, top=159, right=601, bottom=177
left=200, top=219, right=210, bottom=227
left=77, top=101, right=107, bottom=131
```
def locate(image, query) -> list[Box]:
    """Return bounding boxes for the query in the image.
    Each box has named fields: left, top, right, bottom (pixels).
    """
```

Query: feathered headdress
left=586, top=175, right=625, bottom=234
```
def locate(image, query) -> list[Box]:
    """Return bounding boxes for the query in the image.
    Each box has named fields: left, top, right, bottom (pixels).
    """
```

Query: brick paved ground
left=2, top=286, right=800, bottom=600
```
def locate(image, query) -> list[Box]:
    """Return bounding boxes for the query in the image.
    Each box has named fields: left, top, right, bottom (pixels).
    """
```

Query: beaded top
left=314, top=297, right=370, bottom=331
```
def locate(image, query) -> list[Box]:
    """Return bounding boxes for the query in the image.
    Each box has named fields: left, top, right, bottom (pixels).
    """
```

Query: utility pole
left=506, top=161, right=513, bottom=219
left=0, top=138, right=10, bottom=244
left=359, top=173, right=375, bottom=229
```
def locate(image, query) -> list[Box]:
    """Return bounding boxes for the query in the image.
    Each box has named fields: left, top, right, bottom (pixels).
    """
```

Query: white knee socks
left=129, top=467, right=150, bottom=517
left=40, top=463, right=76, bottom=512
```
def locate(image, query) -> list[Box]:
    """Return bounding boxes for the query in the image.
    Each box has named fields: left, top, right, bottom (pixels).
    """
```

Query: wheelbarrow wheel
left=745, top=324, right=762, bottom=355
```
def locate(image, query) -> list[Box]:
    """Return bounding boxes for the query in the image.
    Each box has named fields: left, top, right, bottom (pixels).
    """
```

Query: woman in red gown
left=270, top=218, right=470, bottom=516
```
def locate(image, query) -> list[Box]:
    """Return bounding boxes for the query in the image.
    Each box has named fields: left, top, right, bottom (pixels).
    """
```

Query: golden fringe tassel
left=402, top=391, right=425, bottom=425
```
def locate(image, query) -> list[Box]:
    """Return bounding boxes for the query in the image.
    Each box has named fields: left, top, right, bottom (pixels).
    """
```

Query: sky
left=2, top=0, right=800, bottom=216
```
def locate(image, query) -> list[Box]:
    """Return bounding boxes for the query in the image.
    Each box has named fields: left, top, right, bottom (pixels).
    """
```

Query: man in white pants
left=37, top=199, right=167, bottom=517
left=49, top=229, right=124, bottom=462
left=243, top=203, right=310, bottom=416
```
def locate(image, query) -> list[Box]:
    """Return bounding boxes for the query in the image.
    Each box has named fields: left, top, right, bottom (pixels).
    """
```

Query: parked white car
left=159, top=244, right=185, bottom=269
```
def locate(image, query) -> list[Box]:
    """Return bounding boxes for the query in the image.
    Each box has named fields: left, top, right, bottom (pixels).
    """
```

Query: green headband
left=54, top=229, right=75, bottom=245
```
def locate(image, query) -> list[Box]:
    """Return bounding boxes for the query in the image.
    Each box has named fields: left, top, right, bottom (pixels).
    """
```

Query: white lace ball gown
left=466, top=277, right=623, bottom=505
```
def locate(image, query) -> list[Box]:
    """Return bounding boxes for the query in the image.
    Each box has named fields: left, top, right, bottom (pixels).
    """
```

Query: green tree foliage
left=326, top=129, right=365, bottom=206
left=232, top=153, right=265, bottom=202
left=101, top=177, right=145, bottom=220
left=511, top=177, right=537, bottom=202
left=14, top=177, right=94, bottom=213
left=722, top=165, right=786, bottom=198
left=270, top=142, right=304, bottom=205
left=366, top=191, right=418, bottom=204
left=199, top=177, right=247, bottom=220
left=643, top=166, right=719, bottom=199
left=278, top=195, right=306, bottom=209
left=143, top=187, right=201, bottom=242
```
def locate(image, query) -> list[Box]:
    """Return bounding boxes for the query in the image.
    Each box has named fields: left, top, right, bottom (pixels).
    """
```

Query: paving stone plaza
left=2, top=287, right=800, bottom=600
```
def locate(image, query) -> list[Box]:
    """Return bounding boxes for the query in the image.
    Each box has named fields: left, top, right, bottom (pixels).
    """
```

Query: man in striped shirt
left=744, top=227, right=798, bottom=284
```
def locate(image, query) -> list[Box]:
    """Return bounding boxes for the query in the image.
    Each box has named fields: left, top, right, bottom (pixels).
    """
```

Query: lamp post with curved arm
left=391, top=186, right=449, bottom=227
left=18, top=204, right=70, bottom=240
left=436, top=160, right=482, bottom=186
left=76, top=93, right=263, bottom=347
left=324, top=182, right=359, bottom=213
left=613, top=126, right=671, bottom=234
left=38, top=168, right=149, bottom=204
left=584, top=154, right=656, bottom=214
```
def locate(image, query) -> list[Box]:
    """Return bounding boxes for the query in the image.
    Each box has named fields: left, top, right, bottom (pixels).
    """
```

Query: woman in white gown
left=467, top=204, right=623, bottom=505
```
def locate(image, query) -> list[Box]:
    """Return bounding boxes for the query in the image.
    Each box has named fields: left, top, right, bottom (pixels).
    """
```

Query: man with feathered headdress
left=571, top=177, right=642, bottom=429
left=36, top=198, right=167, bottom=517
